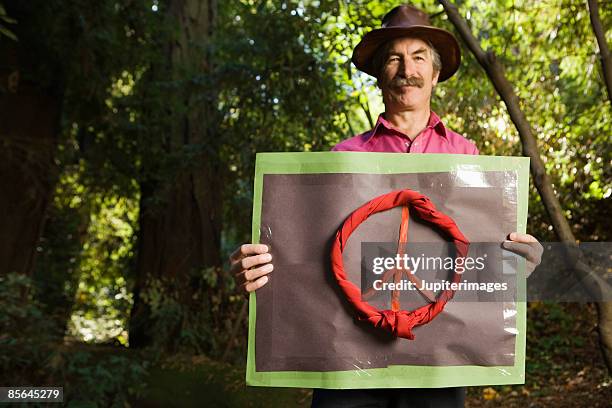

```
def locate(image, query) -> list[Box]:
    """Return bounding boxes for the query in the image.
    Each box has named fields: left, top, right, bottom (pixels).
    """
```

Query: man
left=230, top=4, right=542, bottom=407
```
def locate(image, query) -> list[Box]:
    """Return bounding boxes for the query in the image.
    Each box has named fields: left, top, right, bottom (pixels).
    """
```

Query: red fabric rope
left=330, top=189, right=470, bottom=340
left=391, top=206, right=409, bottom=312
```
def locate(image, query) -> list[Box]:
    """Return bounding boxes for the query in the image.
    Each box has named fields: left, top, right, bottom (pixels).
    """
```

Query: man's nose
left=399, top=59, right=417, bottom=77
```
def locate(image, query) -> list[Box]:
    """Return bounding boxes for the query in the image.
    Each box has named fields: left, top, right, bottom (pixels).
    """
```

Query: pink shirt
left=332, top=111, right=479, bottom=155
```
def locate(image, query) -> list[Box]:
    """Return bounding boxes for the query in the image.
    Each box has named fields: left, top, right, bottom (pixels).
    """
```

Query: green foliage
left=0, top=274, right=149, bottom=407
left=14, top=0, right=155, bottom=347
left=0, top=2, right=17, bottom=41
left=526, top=302, right=585, bottom=375
left=0, top=273, right=62, bottom=377
left=140, top=354, right=310, bottom=407
left=216, top=0, right=359, bottom=246
left=57, top=348, right=149, bottom=407
left=32, top=157, right=89, bottom=332
left=34, top=140, right=138, bottom=345
left=135, top=265, right=243, bottom=356
left=435, top=0, right=611, bottom=241
left=68, top=193, right=137, bottom=345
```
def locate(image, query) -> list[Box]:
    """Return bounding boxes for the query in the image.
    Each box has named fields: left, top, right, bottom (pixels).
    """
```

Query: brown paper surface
left=256, top=172, right=517, bottom=372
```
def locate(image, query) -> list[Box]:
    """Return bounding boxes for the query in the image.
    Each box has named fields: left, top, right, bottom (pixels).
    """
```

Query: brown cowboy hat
left=352, top=4, right=461, bottom=82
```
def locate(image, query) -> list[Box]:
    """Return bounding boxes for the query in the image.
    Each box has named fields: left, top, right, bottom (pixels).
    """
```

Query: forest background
left=0, top=0, right=610, bottom=406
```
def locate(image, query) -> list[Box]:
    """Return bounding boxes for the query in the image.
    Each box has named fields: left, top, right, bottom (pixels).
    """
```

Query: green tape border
left=247, top=152, right=530, bottom=389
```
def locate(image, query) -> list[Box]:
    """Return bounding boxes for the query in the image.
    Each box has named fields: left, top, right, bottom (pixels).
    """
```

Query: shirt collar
left=427, top=111, right=448, bottom=137
left=366, top=110, right=448, bottom=143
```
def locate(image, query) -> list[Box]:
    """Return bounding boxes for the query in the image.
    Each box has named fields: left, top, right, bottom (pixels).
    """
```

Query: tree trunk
left=129, top=0, right=222, bottom=350
left=0, top=6, right=62, bottom=278
left=439, top=0, right=612, bottom=374
left=587, top=0, right=612, bottom=105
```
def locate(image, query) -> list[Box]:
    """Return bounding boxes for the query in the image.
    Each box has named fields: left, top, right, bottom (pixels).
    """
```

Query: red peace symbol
left=330, top=189, right=470, bottom=340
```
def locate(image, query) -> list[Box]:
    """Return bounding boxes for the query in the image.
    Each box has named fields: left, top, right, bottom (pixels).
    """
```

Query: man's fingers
left=229, top=243, right=269, bottom=263
left=508, top=232, right=538, bottom=243
left=236, top=263, right=274, bottom=285
left=244, top=276, right=269, bottom=292
left=502, top=241, right=541, bottom=263
left=230, top=252, right=273, bottom=275
left=245, top=263, right=274, bottom=281
left=229, top=243, right=272, bottom=294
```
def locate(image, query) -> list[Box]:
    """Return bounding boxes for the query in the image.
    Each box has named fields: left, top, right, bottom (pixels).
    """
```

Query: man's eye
left=388, top=57, right=400, bottom=62
left=415, top=56, right=425, bottom=61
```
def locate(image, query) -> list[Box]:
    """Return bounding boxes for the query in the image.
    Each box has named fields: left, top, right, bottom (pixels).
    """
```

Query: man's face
left=378, top=37, right=440, bottom=112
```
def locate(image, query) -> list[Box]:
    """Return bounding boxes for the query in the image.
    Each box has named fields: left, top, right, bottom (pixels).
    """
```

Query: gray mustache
left=391, top=76, right=424, bottom=88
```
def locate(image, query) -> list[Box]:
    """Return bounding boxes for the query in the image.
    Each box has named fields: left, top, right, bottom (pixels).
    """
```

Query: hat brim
left=352, top=26, right=461, bottom=82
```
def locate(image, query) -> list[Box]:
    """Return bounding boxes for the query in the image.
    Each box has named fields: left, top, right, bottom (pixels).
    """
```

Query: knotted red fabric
left=330, top=189, right=470, bottom=340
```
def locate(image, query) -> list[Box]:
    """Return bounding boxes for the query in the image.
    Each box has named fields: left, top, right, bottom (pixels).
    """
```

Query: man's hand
left=230, top=244, right=273, bottom=293
left=502, top=232, right=543, bottom=278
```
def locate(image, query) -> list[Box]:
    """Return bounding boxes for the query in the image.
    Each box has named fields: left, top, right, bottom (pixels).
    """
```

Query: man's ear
left=432, top=70, right=440, bottom=87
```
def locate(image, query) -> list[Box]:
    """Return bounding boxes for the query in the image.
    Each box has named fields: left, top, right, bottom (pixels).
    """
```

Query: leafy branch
left=0, top=3, right=17, bottom=41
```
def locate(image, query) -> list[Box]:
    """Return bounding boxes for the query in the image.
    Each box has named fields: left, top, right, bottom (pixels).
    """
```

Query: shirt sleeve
left=471, top=142, right=480, bottom=155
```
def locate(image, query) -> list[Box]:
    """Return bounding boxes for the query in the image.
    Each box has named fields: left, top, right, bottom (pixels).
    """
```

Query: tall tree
left=0, top=2, right=63, bottom=278
left=129, top=0, right=222, bottom=350
left=1, top=0, right=157, bottom=337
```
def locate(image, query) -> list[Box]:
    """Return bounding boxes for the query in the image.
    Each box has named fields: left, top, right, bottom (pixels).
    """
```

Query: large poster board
left=247, top=152, right=529, bottom=389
